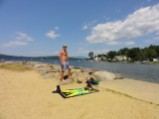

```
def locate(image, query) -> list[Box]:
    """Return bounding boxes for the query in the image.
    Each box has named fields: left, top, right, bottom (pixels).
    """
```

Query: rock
left=77, top=79, right=83, bottom=83
left=38, top=67, right=53, bottom=74
left=94, top=71, right=117, bottom=81
left=71, top=71, right=89, bottom=83
left=33, top=63, right=45, bottom=68
left=114, top=73, right=124, bottom=79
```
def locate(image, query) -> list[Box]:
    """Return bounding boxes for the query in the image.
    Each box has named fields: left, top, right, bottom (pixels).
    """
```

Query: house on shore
left=115, top=55, right=127, bottom=61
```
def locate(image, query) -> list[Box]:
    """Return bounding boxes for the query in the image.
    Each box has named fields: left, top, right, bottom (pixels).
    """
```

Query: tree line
left=88, top=45, right=159, bottom=62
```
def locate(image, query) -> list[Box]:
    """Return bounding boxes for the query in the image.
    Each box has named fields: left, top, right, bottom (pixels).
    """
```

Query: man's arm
left=59, top=51, right=63, bottom=65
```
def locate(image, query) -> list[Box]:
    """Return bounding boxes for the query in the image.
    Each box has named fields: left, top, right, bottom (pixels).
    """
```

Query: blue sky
left=0, top=0, right=159, bottom=57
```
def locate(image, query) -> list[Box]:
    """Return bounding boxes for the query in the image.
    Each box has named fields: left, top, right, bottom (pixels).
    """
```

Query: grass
left=0, top=63, right=31, bottom=72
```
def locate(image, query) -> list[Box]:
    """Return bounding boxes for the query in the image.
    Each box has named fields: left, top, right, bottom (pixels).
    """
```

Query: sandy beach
left=0, top=62, right=159, bottom=119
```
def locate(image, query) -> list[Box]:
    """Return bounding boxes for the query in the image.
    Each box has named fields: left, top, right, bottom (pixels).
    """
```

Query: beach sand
left=0, top=68, right=159, bottom=119
left=102, top=78, right=159, bottom=104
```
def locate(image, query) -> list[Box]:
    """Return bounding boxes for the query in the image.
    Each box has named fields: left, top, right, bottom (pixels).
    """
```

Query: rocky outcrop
left=94, top=71, right=124, bottom=81
left=0, top=61, right=124, bottom=81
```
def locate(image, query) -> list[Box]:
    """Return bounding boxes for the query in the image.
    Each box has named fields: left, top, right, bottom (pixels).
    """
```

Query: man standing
left=59, top=44, right=71, bottom=81
left=52, top=44, right=71, bottom=93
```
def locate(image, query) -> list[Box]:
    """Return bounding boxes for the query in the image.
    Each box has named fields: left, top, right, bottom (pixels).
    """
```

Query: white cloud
left=86, top=4, right=159, bottom=45
left=82, top=25, right=89, bottom=30
left=45, top=30, right=60, bottom=39
left=3, top=40, right=27, bottom=47
left=107, top=41, right=121, bottom=45
left=16, top=32, right=34, bottom=41
left=1, top=32, right=34, bottom=48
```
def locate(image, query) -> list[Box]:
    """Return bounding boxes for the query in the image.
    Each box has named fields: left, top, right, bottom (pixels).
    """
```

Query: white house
left=153, top=58, right=159, bottom=62
left=115, top=55, right=127, bottom=61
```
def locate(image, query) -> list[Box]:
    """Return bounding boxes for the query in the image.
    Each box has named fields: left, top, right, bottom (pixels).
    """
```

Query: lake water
left=71, top=61, right=159, bottom=83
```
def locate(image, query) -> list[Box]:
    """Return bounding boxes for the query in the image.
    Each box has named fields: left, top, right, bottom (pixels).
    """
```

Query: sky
left=0, top=0, right=159, bottom=57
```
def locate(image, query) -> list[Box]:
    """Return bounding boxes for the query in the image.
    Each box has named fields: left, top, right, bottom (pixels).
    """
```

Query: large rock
left=94, top=71, right=117, bottom=81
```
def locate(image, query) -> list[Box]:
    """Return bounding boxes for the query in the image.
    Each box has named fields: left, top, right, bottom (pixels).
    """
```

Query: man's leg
left=60, top=71, right=64, bottom=81
left=68, top=67, right=71, bottom=77
left=66, top=63, right=71, bottom=77
left=67, top=67, right=74, bottom=82
left=53, top=70, right=64, bottom=93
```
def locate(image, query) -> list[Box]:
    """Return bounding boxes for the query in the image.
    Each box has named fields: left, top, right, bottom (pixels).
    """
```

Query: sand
left=0, top=69, right=159, bottom=119
left=102, top=78, right=159, bottom=104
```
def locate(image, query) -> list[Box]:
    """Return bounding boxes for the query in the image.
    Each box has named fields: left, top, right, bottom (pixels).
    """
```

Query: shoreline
left=1, top=60, right=159, bottom=84
left=83, top=60, right=159, bottom=84
left=0, top=61, right=159, bottom=119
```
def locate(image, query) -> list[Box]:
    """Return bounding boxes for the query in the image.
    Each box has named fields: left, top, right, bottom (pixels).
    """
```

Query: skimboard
left=53, top=86, right=99, bottom=98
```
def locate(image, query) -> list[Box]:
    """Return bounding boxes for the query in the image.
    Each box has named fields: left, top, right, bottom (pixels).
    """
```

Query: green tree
left=127, top=48, right=140, bottom=61
left=97, top=54, right=107, bottom=61
left=94, top=44, right=159, bottom=62
left=118, top=48, right=129, bottom=56
left=140, top=48, right=148, bottom=61
left=147, top=49, right=157, bottom=61
left=107, top=51, right=117, bottom=60
left=88, top=51, right=94, bottom=60
left=148, top=45, right=159, bottom=57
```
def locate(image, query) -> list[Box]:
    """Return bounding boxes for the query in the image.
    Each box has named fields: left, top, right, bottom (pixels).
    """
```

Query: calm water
left=70, top=61, right=159, bottom=83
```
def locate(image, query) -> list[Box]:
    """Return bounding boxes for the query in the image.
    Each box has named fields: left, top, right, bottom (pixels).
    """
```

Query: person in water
left=59, top=44, right=71, bottom=81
